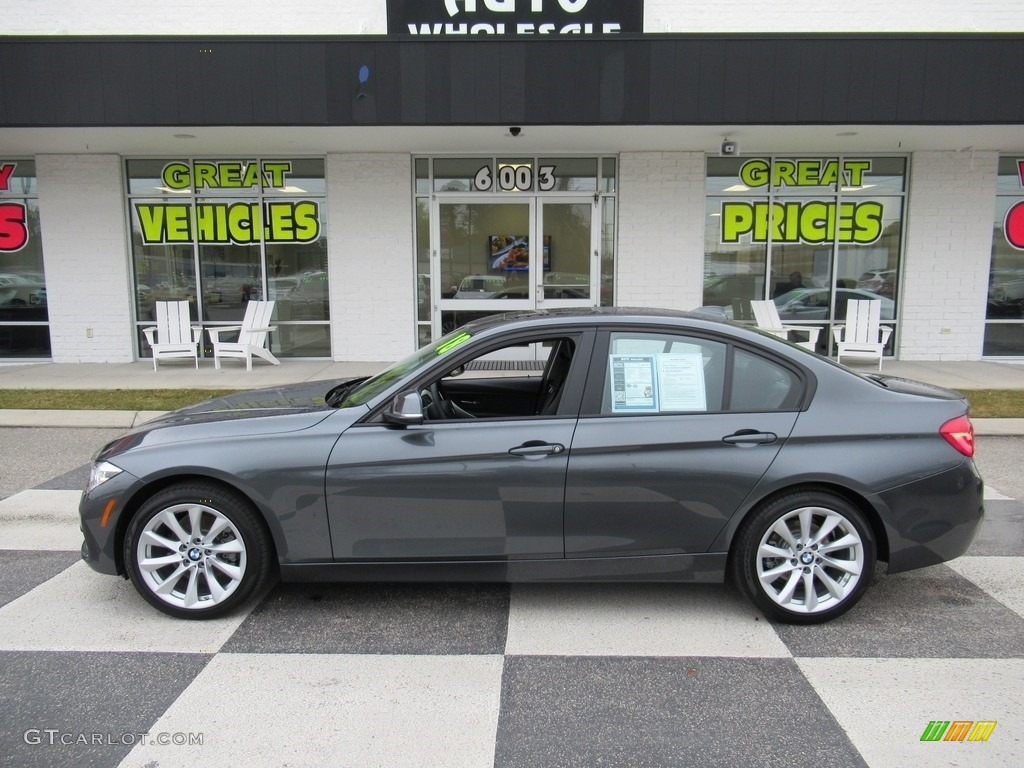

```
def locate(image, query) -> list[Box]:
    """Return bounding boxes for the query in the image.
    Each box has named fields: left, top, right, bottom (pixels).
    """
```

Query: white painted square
left=120, top=654, right=504, bottom=768
left=984, top=486, right=1012, bottom=501
left=0, top=490, right=83, bottom=550
left=0, top=562, right=254, bottom=653
left=505, top=583, right=790, bottom=658
left=798, top=658, right=1024, bottom=768
left=948, top=556, right=1024, bottom=619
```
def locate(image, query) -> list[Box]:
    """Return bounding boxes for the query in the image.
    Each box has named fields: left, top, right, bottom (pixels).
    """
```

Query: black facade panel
left=154, top=42, right=207, bottom=124
left=895, top=41, right=928, bottom=122
left=449, top=44, right=501, bottom=123
left=100, top=44, right=158, bottom=125
left=696, top=40, right=727, bottom=124
left=1, top=35, right=1022, bottom=129
left=994, top=40, right=1024, bottom=123
left=618, top=40, right=651, bottom=123
left=668, top=42, right=701, bottom=124
left=920, top=40, right=956, bottom=123
left=250, top=42, right=328, bottom=125
left=498, top=43, right=527, bottom=124
left=794, top=42, right=826, bottom=123
left=743, top=41, right=778, bottom=123
left=850, top=40, right=899, bottom=123
left=820, top=43, right=853, bottom=122
left=399, top=43, right=428, bottom=124
left=598, top=42, right=626, bottom=121
left=769, top=43, right=801, bottom=123
left=423, top=44, right=452, bottom=124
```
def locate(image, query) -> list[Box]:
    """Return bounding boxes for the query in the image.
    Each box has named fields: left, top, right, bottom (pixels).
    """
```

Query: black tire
left=731, top=490, right=876, bottom=624
left=124, top=482, right=274, bottom=619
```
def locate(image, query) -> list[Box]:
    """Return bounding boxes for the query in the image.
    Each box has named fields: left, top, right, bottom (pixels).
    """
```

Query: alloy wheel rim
left=136, top=503, right=247, bottom=610
left=755, top=506, right=864, bottom=614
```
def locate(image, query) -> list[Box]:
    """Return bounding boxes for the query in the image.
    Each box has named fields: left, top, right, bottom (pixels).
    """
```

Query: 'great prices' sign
left=135, top=161, right=321, bottom=245
left=720, top=158, right=884, bottom=246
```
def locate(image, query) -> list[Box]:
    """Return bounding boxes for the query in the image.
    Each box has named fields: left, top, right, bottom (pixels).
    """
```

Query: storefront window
left=126, top=158, right=329, bottom=359
left=985, top=157, right=1024, bottom=356
left=704, top=156, right=906, bottom=354
left=0, top=160, right=50, bottom=359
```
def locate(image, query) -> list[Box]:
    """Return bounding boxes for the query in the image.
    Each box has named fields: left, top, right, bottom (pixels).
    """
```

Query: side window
left=421, top=335, right=578, bottom=421
left=602, top=332, right=727, bottom=414
left=730, top=348, right=802, bottom=411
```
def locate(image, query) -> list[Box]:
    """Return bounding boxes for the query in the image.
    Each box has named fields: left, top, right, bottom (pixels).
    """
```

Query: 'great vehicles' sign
left=134, top=161, right=321, bottom=246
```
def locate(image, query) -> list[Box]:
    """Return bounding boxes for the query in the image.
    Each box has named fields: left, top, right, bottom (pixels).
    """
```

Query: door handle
left=722, top=430, right=778, bottom=446
left=509, top=441, right=566, bottom=458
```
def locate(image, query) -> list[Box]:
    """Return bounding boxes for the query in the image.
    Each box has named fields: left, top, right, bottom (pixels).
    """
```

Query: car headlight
left=85, top=461, right=123, bottom=494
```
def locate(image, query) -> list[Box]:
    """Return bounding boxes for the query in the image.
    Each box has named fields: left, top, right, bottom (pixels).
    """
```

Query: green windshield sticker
left=436, top=332, right=472, bottom=355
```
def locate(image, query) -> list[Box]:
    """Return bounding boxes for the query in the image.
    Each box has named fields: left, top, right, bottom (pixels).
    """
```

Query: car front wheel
left=124, top=482, right=273, bottom=619
left=732, top=491, right=876, bottom=624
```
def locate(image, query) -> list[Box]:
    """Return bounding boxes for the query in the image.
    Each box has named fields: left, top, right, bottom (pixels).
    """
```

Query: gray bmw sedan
left=80, top=308, right=983, bottom=623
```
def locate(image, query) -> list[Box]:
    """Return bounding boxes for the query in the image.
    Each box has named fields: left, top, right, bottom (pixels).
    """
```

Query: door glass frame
left=415, top=155, right=617, bottom=349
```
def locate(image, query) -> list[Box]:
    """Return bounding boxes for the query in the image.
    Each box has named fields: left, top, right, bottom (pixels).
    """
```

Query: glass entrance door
left=538, top=199, right=596, bottom=309
left=434, top=197, right=597, bottom=340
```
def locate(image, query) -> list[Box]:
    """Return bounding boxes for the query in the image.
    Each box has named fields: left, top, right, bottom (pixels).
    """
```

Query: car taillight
left=940, top=415, right=975, bottom=457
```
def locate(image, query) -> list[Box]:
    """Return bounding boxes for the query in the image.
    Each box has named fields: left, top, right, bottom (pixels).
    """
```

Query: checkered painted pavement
left=1, top=461, right=1022, bottom=768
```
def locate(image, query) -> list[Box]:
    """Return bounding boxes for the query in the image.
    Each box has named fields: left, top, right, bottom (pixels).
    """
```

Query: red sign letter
left=0, top=203, right=28, bottom=252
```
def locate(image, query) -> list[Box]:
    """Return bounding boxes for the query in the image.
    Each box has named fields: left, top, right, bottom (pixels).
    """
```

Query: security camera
left=720, top=139, right=739, bottom=157
left=509, top=126, right=522, bottom=137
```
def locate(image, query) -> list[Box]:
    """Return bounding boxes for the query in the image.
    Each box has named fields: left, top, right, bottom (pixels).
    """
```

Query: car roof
left=460, top=306, right=724, bottom=335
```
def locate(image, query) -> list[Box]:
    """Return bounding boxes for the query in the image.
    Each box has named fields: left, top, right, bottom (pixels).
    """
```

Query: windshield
left=336, top=328, right=474, bottom=408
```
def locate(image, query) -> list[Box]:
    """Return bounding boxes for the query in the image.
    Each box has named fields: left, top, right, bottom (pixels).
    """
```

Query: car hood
left=94, top=379, right=368, bottom=461
left=150, top=379, right=345, bottom=425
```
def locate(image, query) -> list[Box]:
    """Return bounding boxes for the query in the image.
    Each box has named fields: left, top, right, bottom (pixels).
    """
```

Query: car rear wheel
left=732, top=490, right=875, bottom=624
left=124, top=482, right=273, bottom=619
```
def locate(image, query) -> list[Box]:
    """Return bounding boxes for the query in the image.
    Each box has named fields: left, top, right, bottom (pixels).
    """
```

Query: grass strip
left=0, top=389, right=238, bottom=412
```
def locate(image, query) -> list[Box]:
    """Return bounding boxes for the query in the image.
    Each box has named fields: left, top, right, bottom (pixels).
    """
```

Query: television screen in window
left=489, top=235, right=551, bottom=271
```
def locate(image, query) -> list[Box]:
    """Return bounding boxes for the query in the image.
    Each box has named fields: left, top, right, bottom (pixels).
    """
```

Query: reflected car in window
left=80, top=309, right=982, bottom=625
left=452, top=274, right=508, bottom=299
left=0, top=272, right=47, bottom=307
left=774, top=288, right=895, bottom=321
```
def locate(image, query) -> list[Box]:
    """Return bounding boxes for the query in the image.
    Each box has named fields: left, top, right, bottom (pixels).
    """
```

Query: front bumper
left=78, top=468, right=143, bottom=576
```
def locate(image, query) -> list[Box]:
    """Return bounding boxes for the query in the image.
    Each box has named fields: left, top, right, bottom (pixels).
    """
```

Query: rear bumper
left=879, top=460, right=984, bottom=573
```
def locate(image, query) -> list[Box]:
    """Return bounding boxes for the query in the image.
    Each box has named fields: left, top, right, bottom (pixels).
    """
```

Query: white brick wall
left=6, top=0, right=1021, bottom=34
left=617, top=152, right=706, bottom=312
left=644, top=1, right=1023, bottom=32
left=326, top=154, right=415, bottom=361
left=36, top=155, right=135, bottom=363
left=899, top=151, right=998, bottom=361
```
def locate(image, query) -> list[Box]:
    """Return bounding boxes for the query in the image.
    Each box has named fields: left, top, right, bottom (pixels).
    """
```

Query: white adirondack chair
left=208, top=300, right=280, bottom=371
left=142, top=300, right=202, bottom=371
left=832, top=299, right=893, bottom=370
left=750, top=300, right=821, bottom=352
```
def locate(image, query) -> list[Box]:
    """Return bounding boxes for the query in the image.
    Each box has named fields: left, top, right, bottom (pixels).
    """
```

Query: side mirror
left=383, top=390, right=425, bottom=427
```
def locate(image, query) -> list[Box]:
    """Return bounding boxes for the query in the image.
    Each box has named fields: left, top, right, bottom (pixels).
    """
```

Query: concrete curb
left=0, top=410, right=167, bottom=429
left=0, top=409, right=1021, bottom=435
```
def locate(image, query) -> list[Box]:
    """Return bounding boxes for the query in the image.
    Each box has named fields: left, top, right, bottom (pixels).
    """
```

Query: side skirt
left=279, top=552, right=728, bottom=584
